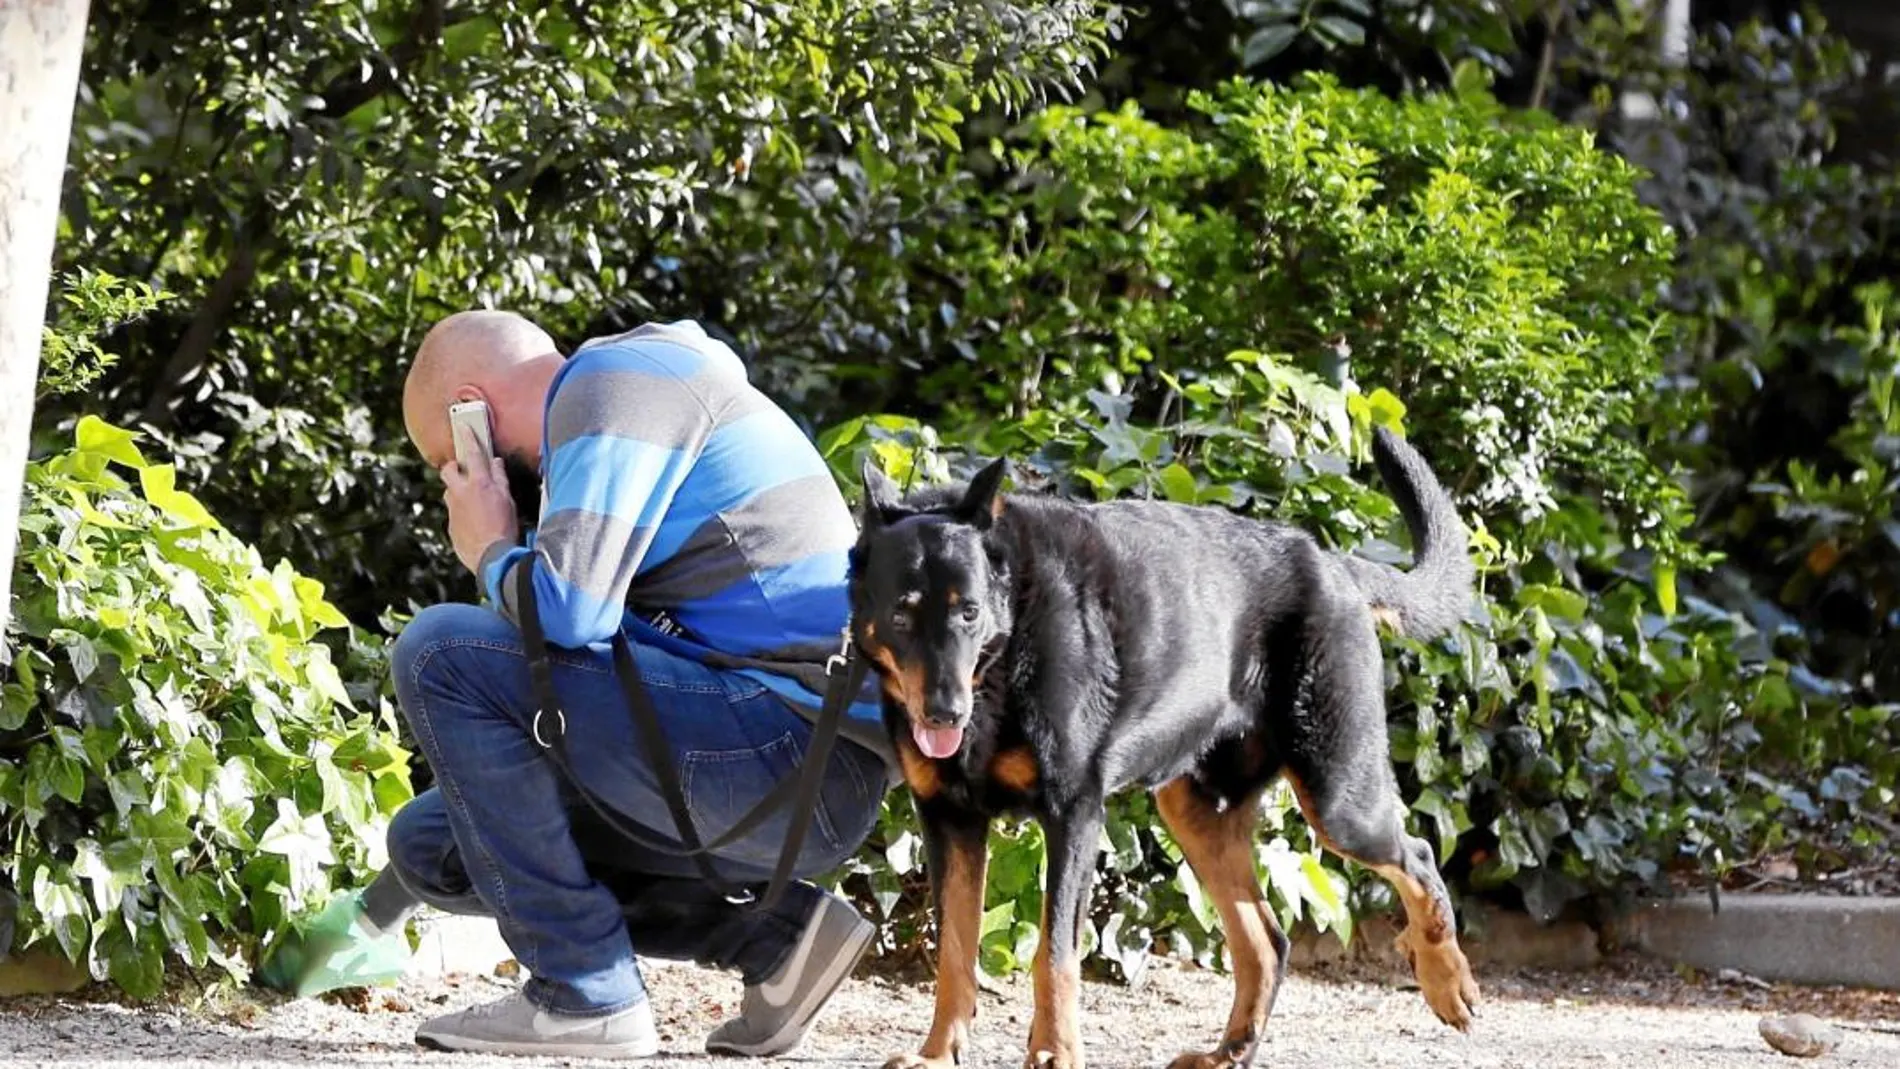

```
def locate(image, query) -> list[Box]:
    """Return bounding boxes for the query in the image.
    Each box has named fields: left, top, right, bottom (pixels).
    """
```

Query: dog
left=845, top=427, right=1482, bottom=1069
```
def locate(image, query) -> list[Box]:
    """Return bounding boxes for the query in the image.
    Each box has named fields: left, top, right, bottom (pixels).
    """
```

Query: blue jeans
left=384, top=603, right=887, bottom=1017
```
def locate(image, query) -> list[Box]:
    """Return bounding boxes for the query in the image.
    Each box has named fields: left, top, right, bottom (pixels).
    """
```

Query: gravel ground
left=0, top=954, right=1896, bottom=1069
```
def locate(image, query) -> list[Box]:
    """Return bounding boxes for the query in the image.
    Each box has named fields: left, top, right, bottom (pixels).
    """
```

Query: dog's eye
left=959, top=602, right=981, bottom=623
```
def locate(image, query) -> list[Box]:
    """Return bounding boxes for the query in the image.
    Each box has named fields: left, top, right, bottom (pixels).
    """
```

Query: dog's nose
left=922, top=705, right=968, bottom=729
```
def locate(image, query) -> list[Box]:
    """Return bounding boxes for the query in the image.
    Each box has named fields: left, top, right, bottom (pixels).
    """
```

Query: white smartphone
left=448, top=399, right=495, bottom=474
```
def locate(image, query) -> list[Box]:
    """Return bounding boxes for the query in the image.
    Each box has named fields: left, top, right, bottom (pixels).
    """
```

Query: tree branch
left=137, top=0, right=463, bottom=428
left=138, top=206, right=272, bottom=428
left=318, top=0, right=451, bottom=120
left=1529, top=1, right=1566, bottom=112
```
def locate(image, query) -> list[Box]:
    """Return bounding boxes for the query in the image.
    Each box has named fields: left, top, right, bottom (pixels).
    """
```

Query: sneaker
left=415, top=990, right=660, bottom=1059
left=704, top=892, right=875, bottom=1057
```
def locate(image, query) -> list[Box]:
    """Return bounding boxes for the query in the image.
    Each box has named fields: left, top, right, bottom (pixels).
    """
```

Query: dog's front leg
left=1024, top=801, right=1104, bottom=1069
left=885, top=802, right=990, bottom=1069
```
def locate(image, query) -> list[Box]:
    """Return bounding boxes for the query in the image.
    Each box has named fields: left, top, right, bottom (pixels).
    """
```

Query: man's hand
left=440, top=451, right=519, bottom=576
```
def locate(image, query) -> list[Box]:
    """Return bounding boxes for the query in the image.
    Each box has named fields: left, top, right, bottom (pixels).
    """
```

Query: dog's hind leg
left=1023, top=802, right=1105, bottom=1069
left=885, top=808, right=991, bottom=1069
left=1155, top=778, right=1289, bottom=1069
left=1284, top=609, right=1480, bottom=1031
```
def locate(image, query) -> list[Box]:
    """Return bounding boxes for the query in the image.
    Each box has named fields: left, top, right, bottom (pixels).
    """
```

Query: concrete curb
left=405, top=912, right=518, bottom=980
left=1289, top=902, right=1602, bottom=973
left=399, top=894, right=1900, bottom=995
left=1604, top=893, right=1900, bottom=992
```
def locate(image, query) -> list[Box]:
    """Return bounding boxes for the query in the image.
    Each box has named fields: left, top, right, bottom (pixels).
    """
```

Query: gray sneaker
left=704, top=892, right=875, bottom=1057
left=415, top=990, right=660, bottom=1059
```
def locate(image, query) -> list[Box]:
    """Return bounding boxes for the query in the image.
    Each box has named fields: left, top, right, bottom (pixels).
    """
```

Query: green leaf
left=104, top=923, right=165, bottom=1000
left=884, top=830, right=921, bottom=875
left=138, top=466, right=218, bottom=528
left=1518, top=584, right=1588, bottom=623
left=817, top=416, right=867, bottom=459
left=1174, top=862, right=1216, bottom=933
left=1240, top=23, right=1298, bottom=67
left=1654, top=562, right=1678, bottom=618
left=1299, top=852, right=1344, bottom=927
left=33, top=865, right=91, bottom=964
left=107, top=769, right=151, bottom=818
left=1494, top=814, right=1540, bottom=872
left=1364, top=387, right=1407, bottom=431
left=257, top=798, right=337, bottom=902
left=304, top=649, right=353, bottom=710
left=0, top=683, right=35, bottom=731
left=61, top=631, right=100, bottom=684
left=51, top=755, right=86, bottom=805
left=161, top=899, right=210, bottom=968
left=75, top=415, right=148, bottom=469
left=1313, top=15, right=1367, bottom=47
left=1156, top=462, right=1198, bottom=503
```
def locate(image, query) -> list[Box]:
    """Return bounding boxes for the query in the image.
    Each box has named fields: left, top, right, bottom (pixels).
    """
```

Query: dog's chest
left=929, top=742, right=1045, bottom=817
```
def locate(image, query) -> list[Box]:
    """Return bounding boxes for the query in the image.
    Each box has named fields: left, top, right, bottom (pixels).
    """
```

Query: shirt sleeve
left=483, top=359, right=715, bottom=648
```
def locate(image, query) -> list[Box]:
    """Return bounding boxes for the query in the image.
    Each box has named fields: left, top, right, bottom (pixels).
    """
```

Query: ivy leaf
left=257, top=798, right=337, bottom=904
left=1494, top=814, right=1540, bottom=872
left=104, top=923, right=166, bottom=1001
left=0, top=682, right=36, bottom=731
left=75, top=415, right=149, bottom=470
left=107, top=768, right=151, bottom=818
left=138, top=466, right=219, bottom=529
left=1173, top=862, right=1216, bottom=933
left=160, top=899, right=210, bottom=968
left=884, top=830, right=921, bottom=875
left=304, top=649, right=354, bottom=711
left=58, top=630, right=100, bottom=684
left=33, top=865, right=91, bottom=964
left=51, top=754, right=87, bottom=805
left=1156, top=462, right=1198, bottom=503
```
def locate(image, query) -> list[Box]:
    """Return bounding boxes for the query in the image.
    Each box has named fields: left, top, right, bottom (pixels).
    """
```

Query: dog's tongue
left=913, top=722, right=965, bottom=759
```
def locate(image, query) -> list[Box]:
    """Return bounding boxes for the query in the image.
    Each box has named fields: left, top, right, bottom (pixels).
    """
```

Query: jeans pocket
left=679, top=730, right=847, bottom=865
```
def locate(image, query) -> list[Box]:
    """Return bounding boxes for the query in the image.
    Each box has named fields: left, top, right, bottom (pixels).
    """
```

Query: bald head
left=403, top=310, right=563, bottom=470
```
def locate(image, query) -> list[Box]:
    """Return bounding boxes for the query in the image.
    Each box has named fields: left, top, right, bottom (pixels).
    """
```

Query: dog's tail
left=1338, top=427, right=1475, bottom=640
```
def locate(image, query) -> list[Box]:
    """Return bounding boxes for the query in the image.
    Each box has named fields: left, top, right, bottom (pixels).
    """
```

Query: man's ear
left=860, top=458, right=902, bottom=529
left=956, top=457, right=1009, bottom=530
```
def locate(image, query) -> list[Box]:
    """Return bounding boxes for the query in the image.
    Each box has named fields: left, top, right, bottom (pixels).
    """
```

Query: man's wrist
left=475, top=538, right=518, bottom=598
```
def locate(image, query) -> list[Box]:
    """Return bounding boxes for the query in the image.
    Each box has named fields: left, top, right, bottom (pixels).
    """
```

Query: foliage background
left=9, top=0, right=1900, bottom=992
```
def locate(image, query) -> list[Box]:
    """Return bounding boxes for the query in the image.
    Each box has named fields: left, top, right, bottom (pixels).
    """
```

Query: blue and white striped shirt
left=477, top=321, right=891, bottom=768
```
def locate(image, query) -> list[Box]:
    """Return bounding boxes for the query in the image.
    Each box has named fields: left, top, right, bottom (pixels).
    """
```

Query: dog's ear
left=860, top=458, right=901, bottom=529
left=956, top=457, right=1009, bottom=530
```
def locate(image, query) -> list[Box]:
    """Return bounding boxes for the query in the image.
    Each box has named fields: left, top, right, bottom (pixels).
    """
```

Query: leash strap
left=512, top=562, right=866, bottom=912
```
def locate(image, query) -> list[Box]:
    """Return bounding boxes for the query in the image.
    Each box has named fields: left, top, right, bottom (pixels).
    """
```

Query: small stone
left=492, top=958, right=521, bottom=980
left=1759, top=1013, right=1842, bottom=1058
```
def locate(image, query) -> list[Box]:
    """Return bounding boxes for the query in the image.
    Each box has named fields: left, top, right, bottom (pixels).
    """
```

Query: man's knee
left=391, top=602, right=510, bottom=691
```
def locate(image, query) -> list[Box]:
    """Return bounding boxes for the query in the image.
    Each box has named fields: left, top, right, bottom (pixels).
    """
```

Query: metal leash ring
left=531, top=707, right=566, bottom=748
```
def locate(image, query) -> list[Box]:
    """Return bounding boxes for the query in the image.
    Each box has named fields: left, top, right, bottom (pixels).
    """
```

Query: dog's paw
left=885, top=1055, right=957, bottom=1069
left=1397, top=928, right=1480, bottom=1032
left=1023, top=1047, right=1084, bottom=1069
left=1166, top=1053, right=1239, bottom=1069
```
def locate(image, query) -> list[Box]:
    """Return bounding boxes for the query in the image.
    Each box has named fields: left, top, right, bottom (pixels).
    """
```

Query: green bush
left=1, top=415, right=412, bottom=998
left=806, top=72, right=1896, bottom=982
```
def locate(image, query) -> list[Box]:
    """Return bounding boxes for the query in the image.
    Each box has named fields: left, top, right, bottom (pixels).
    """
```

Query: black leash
left=512, top=563, right=868, bottom=912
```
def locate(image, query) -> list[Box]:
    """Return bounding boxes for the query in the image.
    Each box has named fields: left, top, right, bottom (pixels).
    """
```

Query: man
left=386, top=309, right=895, bottom=1059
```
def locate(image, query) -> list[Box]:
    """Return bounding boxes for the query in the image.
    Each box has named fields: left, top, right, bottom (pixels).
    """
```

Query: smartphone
left=448, top=400, right=495, bottom=474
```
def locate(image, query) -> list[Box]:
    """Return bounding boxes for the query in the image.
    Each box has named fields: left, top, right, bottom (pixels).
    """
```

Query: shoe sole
left=705, top=914, right=876, bottom=1057
left=416, top=1032, right=660, bottom=1060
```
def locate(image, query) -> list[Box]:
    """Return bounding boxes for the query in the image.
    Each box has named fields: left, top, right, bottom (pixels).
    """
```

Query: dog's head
left=847, top=457, right=1014, bottom=762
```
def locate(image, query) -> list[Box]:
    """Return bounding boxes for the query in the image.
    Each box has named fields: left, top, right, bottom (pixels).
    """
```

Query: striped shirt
left=476, top=321, right=893, bottom=770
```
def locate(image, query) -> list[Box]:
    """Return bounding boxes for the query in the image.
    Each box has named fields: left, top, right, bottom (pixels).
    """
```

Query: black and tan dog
left=846, top=427, right=1482, bottom=1069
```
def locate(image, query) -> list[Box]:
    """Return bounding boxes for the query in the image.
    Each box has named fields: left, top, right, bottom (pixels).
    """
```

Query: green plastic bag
left=257, top=891, right=412, bottom=997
